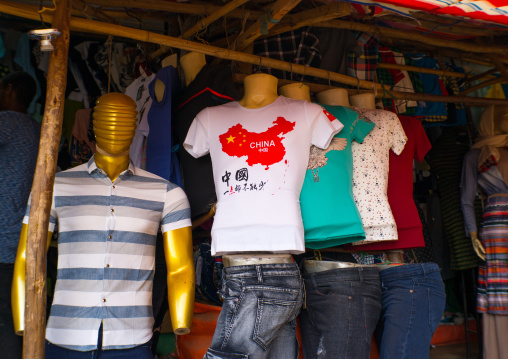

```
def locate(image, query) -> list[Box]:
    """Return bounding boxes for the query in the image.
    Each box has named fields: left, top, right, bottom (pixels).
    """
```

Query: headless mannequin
left=279, top=83, right=311, bottom=101
left=316, top=88, right=350, bottom=107
left=181, top=52, right=206, bottom=87
left=12, top=93, right=195, bottom=337
left=468, top=106, right=508, bottom=260
left=303, top=89, right=373, bottom=270
left=223, top=73, right=293, bottom=267
left=348, top=92, right=404, bottom=265
left=349, top=93, right=376, bottom=110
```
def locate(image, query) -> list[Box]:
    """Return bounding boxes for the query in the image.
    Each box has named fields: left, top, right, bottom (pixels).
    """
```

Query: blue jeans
left=376, top=263, right=446, bottom=359
left=45, top=325, right=152, bottom=359
left=300, top=267, right=382, bottom=359
left=205, top=263, right=304, bottom=359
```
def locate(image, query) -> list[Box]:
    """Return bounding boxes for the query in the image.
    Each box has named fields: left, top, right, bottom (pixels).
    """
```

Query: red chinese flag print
left=219, top=117, right=295, bottom=169
left=322, top=108, right=337, bottom=122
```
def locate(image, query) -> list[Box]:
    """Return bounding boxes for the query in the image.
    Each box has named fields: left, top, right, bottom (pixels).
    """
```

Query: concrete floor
left=430, top=343, right=480, bottom=359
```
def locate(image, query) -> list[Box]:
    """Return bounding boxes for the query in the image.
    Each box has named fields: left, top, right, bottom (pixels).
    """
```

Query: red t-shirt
left=353, top=116, right=431, bottom=250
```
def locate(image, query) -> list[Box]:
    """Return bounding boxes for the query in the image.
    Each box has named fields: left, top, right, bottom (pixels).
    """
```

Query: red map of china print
left=219, top=117, right=296, bottom=169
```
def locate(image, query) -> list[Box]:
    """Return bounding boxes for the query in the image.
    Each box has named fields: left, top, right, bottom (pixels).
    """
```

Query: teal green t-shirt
left=300, top=104, right=375, bottom=249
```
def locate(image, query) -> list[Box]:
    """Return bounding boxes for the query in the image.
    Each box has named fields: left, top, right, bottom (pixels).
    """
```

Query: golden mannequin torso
left=12, top=93, right=195, bottom=336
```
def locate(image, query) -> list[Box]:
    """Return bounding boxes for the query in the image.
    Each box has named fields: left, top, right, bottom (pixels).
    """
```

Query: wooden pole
left=3, top=2, right=506, bottom=106
left=316, top=19, right=508, bottom=55
left=464, top=68, right=499, bottom=84
left=88, top=0, right=262, bottom=20
left=460, top=76, right=505, bottom=95
left=235, top=0, right=301, bottom=50
left=24, top=0, right=70, bottom=357
left=233, top=74, right=508, bottom=107
left=377, top=62, right=466, bottom=78
left=182, top=0, right=250, bottom=39
left=265, top=2, right=351, bottom=37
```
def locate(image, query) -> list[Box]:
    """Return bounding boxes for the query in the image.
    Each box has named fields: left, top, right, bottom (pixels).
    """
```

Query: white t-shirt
left=184, top=96, right=343, bottom=255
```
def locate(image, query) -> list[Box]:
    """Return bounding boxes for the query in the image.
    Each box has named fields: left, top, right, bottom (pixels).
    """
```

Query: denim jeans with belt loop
left=376, top=262, right=446, bottom=359
left=204, top=263, right=304, bottom=359
left=299, top=266, right=382, bottom=359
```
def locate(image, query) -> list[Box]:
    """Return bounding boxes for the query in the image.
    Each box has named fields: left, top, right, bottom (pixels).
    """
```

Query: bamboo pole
left=316, top=19, right=508, bottom=55
left=87, top=0, right=261, bottom=20
left=3, top=1, right=506, bottom=107
left=266, top=2, right=351, bottom=37
left=24, top=0, right=70, bottom=357
left=235, top=0, right=301, bottom=50
left=233, top=74, right=508, bottom=107
left=464, top=68, right=499, bottom=84
left=182, top=0, right=250, bottom=39
left=377, top=62, right=466, bottom=78
left=460, top=76, right=505, bottom=95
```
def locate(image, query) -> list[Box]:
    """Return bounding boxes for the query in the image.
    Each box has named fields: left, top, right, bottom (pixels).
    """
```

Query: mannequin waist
left=223, top=254, right=293, bottom=267
left=303, top=260, right=375, bottom=274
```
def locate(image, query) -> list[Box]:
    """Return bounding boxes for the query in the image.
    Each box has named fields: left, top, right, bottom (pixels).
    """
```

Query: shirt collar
left=86, top=155, right=136, bottom=177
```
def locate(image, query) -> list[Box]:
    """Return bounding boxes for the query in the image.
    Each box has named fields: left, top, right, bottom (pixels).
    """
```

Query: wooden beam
left=235, top=0, right=301, bottom=51
left=460, top=76, right=506, bottom=95
left=73, top=0, right=118, bottom=23
left=266, top=2, right=351, bottom=37
left=378, top=62, right=466, bottom=78
left=24, top=0, right=70, bottom=357
left=316, top=19, right=508, bottom=54
left=86, top=0, right=261, bottom=20
left=464, top=68, right=499, bottom=84
left=490, top=54, right=508, bottom=79
left=182, top=0, right=250, bottom=39
left=233, top=74, right=508, bottom=107
left=4, top=1, right=506, bottom=107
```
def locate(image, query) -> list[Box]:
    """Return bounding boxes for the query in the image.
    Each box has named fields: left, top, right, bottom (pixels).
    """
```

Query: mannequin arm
left=469, top=231, right=486, bottom=261
left=163, top=226, right=195, bottom=335
left=11, top=223, right=53, bottom=335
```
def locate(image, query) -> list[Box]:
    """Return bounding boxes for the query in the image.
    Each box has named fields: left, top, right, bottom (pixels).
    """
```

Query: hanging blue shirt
left=0, top=111, right=40, bottom=263
left=146, top=66, right=182, bottom=186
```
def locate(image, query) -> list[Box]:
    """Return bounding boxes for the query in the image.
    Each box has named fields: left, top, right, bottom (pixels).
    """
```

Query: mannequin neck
left=349, top=93, right=376, bottom=110
left=181, top=52, right=206, bottom=86
left=94, top=145, right=130, bottom=182
left=239, top=73, right=279, bottom=109
left=279, top=83, right=311, bottom=101
left=316, top=89, right=350, bottom=107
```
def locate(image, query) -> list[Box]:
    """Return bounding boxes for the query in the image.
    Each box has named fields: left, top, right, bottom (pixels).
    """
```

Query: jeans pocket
left=205, top=347, right=249, bottom=359
left=253, top=298, right=299, bottom=350
left=428, top=288, right=446, bottom=331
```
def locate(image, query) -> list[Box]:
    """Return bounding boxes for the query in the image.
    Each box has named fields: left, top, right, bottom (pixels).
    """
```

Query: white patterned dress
left=351, top=107, right=407, bottom=244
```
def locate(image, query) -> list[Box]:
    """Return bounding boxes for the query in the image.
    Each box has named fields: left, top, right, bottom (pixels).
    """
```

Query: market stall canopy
left=337, top=0, right=508, bottom=27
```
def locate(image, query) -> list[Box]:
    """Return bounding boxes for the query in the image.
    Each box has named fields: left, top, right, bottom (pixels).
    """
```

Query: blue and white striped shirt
left=24, top=157, right=191, bottom=351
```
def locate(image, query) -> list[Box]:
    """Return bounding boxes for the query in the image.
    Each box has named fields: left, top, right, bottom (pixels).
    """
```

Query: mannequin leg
left=300, top=267, right=382, bottom=359
left=376, top=263, right=445, bottom=359
left=204, top=263, right=303, bottom=359
left=0, top=263, right=22, bottom=359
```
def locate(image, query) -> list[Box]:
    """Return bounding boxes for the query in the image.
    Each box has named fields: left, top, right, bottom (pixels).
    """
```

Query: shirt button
left=112, top=185, right=116, bottom=189
left=108, top=235, right=112, bottom=239
left=111, top=209, right=114, bottom=213
left=103, top=298, right=107, bottom=302
left=106, top=264, right=110, bottom=268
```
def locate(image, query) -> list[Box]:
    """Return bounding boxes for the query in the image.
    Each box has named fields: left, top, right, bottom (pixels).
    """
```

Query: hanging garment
left=184, top=96, right=342, bottom=255
left=125, top=73, right=156, bottom=168
left=146, top=66, right=182, bottom=186
left=429, top=128, right=478, bottom=270
left=347, top=31, right=378, bottom=82
left=300, top=105, right=375, bottom=248
left=348, top=108, right=407, bottom=245
left=173, top=63, right=240, bottom=219
left=253, top=27, right=321, bottom=81
left=354, top=116, right=430, bottom=250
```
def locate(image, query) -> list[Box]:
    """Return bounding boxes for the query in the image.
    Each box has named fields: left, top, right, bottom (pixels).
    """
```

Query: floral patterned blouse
left=350, top=107, right=407, bottom=244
